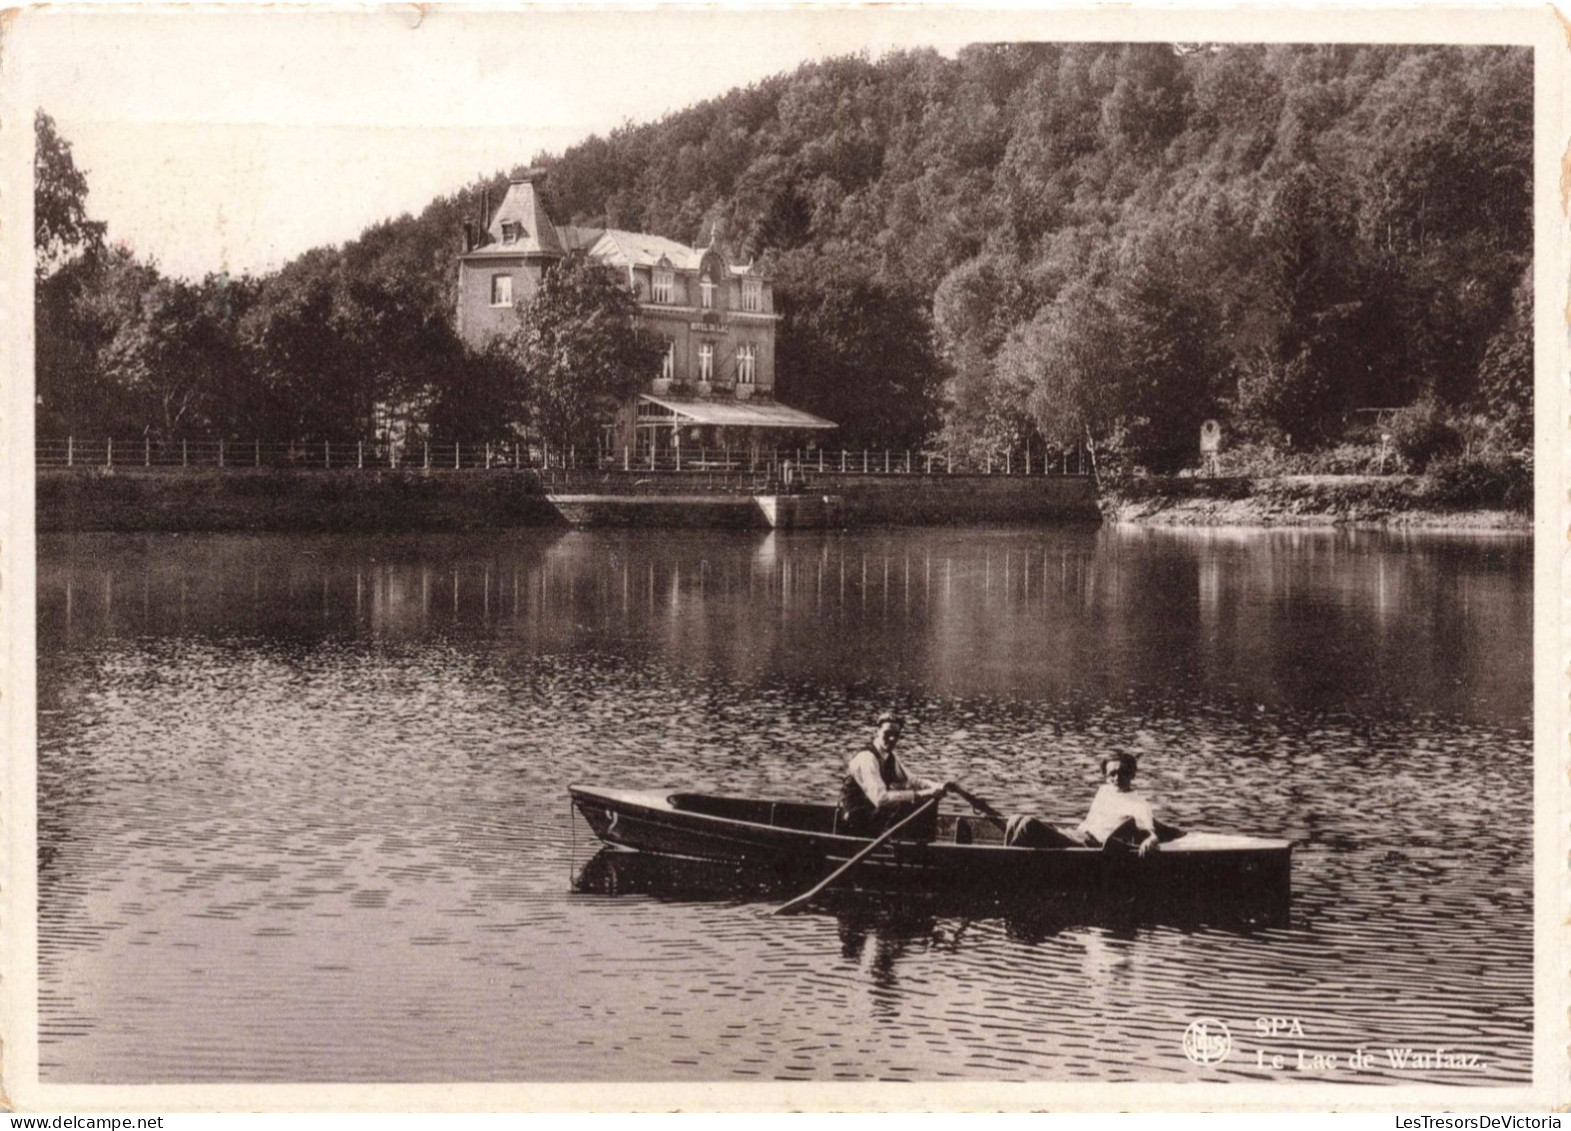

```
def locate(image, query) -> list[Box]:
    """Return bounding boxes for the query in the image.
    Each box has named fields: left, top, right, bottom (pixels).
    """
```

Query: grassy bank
left=1102, top=475, right=1531, bottom=530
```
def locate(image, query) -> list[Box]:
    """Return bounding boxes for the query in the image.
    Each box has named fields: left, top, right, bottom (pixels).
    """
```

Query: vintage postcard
left=1, top=3, right=1565, bottom=1113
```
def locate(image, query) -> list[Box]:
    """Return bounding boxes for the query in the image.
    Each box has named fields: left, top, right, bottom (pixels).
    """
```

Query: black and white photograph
left=3, top=4, right=1563, bottom=1111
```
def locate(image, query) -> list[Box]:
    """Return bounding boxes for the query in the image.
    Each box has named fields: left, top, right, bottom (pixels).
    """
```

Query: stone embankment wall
left=36, top=468, right=1101, bottom=532
left=801, top=473, right=1098, bottom=525
left=36, top=469, right=560, bottom=532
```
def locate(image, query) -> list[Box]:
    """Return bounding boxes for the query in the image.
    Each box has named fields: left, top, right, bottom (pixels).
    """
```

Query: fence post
left=219, top=439, right=225, bottom=469
left=485, top=442, right=491, bottom=469
left=107, top=438, right=113, bottom=468
left=884, top=450, right=890, bottom=473
left=183, top=440, right=188, bottom=467
left=926, top=454, right=931, bottom=475
left=357, top=441, right=363, bottom=469
left=863, top=450, right=868, bottom=474
left=145, top=437, right=151, bottom=467
left=905, top=450, right=911, bottom=474
left=255, top=440, right=261, bottom=468
left=1005, top=450, right=1011, bottom=475
left=624, top=446, right=630, bottom=472
left=67, top=436, right=74, bottom=467
left=324, top=440, right=330, bottom=469
left=840, top=450, right=846, bottom=473
left=455, top=442, right=461, bottom=470
left=986, top=451, right=991, bottom=475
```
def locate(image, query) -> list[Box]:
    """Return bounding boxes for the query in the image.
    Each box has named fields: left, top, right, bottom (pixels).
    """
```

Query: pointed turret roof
left=481, top=175, right=563, bottom=257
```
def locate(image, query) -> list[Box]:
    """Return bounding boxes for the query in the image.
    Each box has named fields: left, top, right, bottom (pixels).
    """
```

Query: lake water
left=35, top=525, right=1534, bottom=1084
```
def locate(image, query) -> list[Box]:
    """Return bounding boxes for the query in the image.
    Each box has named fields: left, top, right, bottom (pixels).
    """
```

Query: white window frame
left=698, top=342, right=713, bottom=382
left=700, top=277, right=716, bottom=310
left=501, top=222, right=522, bottom=244
left=742, top=278, right=763, bottom=313
left=736, top=343, right=756, bottom=384
left=652, top=268, right=675, bottom=304
left=661, top=340, right=674, bottom=382
left=490, top=274, right=514, bottom=307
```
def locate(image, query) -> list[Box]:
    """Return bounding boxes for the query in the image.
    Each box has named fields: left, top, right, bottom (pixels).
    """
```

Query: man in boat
left=836, top=710, right=949, bottom=838
left=1007, top=752, right=1178, bottom=856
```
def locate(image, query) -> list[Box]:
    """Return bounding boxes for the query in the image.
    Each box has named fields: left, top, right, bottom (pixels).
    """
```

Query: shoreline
left=1101, top=475, right=1531, bottom=532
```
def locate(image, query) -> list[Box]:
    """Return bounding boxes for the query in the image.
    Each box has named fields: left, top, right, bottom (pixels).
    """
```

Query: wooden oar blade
left=771, top=794, right=941, bottom=915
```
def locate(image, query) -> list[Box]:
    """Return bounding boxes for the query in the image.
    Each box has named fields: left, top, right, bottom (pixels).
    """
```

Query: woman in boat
left=836, top=710, right=948, bottom=838
left=1007, top=752, right=1177, bottom=855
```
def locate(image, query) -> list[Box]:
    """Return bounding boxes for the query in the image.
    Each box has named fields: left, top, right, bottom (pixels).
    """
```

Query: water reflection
left=572, top=847, right=1293, bottom=936
left=41, top=528, right=1530, bottom=725
left=36, top=527, right=1532, bottom=1084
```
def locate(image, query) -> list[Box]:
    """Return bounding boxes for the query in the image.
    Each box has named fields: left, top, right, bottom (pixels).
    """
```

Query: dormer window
left=700, top=277, right=716, bottom=310
left=501, top=222, right=523, bottom=244
left=652, top=267, right=675, bottom=304
left=742, top=278, right=763, bottom=313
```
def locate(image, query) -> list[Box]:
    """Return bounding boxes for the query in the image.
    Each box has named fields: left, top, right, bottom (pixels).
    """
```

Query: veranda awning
left=638, top=395, right=836, bottom=430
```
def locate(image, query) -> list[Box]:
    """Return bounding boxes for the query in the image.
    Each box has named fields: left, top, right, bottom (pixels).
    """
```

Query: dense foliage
left=36, top=44, right=1532, bottom=485
left=492, top=256, right=664, bottom=451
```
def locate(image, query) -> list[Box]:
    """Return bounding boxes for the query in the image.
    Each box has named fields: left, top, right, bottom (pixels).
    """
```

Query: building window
left=700, top=276, right=716, bottom=310
left=736, top=343, right=756, bottom=384
left=490, top=274, right=514, bottom=307
left=742, top=278, right=762, bottom=313
left=661, top=340, right=674, bottom=382
left=698, top=342, right=713, bottom=382
left=652, top=268, right=674, bottom=304
left=501, top=222, right=522, bottom=244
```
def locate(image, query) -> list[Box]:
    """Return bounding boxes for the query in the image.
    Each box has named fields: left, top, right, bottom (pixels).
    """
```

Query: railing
left=37, top=438, right=1092, bottom=477
left=37, top=438, right=534, bottom=471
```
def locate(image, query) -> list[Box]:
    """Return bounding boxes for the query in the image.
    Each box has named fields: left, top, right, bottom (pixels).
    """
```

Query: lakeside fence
left=37, top=437, right=1092, bottom=477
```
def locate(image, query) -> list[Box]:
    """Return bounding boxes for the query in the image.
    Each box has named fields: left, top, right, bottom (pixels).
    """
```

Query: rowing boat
left=569, top=786, right=1293, bottom=897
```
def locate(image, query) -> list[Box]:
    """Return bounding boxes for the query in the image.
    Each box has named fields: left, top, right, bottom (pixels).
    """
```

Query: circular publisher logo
left=1182, top=1018, right=1232, bottom=1065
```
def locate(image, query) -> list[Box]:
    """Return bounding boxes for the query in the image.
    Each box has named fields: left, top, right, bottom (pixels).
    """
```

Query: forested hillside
left=37, top=42, right=1532, bottom=482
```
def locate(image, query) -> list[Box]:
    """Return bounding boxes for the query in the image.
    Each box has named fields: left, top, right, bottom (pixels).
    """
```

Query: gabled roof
left=586, top=228, right=705, bottom=271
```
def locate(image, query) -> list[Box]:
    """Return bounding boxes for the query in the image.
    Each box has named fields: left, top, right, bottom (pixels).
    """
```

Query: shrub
left=1424, top=452, right=1532, bottom=510
left=1388, top=398, right=1462, bottom=472
left=1213, top=440, right=1396, bottom=477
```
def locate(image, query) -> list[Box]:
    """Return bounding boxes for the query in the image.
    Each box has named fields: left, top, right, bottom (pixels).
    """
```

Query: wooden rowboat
left=569, top=786, right=1293, bottom=898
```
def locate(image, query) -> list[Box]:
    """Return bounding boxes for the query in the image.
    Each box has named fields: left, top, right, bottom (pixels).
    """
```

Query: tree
left=1475, top=268, right=1531, bottom=451
left=35, top=111, right=106, bottom=279
left=424, top=341, right=523, bottom=444
left=35, top=111, right=112, bottom=436
left=498, top=256, right=663, bottom=452
left=773, top=252, right=945, bottom=449
left=1002, top=283, right=1129, bottom=480
left=91, top=270, right=259, bottom=438
left=240, top=249, right=364, bottom=440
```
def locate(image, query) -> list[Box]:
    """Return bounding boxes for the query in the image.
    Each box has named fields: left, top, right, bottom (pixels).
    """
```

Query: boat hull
left=569, top=786, right=1292, bottom=898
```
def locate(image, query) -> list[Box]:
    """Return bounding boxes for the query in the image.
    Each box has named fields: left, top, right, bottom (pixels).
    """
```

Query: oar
left=946, top=783, right=1002, bottom=820
left=772, top=791, right=946, bottom=916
